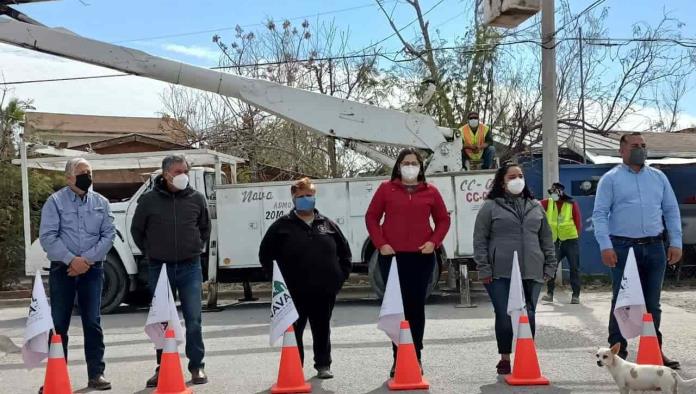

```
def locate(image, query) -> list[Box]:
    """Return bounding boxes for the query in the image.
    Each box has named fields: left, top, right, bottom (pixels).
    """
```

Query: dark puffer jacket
left=131, top=175, right=210, bottom=263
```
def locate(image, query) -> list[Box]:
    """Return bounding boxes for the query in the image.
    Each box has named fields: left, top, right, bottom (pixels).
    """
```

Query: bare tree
left=160, top=19, right=384, bottom=181
left=377, top=0, right=695, bottom=161
left=650, top=73, right=690, bottom=132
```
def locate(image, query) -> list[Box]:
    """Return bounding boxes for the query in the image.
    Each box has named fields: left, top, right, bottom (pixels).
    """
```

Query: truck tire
left=368, top=251, right=441, bottom=300
left=101, top=254, right=128, bottom=314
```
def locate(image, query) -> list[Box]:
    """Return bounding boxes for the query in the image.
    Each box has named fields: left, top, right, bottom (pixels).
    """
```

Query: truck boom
left=0, top=17, right=464, bottom=172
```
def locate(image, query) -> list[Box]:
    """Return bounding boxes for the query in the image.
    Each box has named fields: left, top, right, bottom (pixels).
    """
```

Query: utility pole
left=20, top=133, right=31, bottom=259
left=541, top=0, right=558, bottom=194
left=579, top=27, right=587, bottom=164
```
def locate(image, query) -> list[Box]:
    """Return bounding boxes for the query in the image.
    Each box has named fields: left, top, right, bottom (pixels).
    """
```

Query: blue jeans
left=484, top=278, right=543, bottom=354
left=608, top=238, right=666, bottom=357
left=148, top=258, right=205, bottom=371
left=547, top=239, right=582, bottom=296
left=462, top=145, right=496, bottom=169
left=49, top=261, right=105, bottom=379
left=482, top=145, right=496, bottom=169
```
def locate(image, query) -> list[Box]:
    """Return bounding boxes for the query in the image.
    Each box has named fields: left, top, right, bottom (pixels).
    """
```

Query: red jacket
left=365, top=180, right=451, bottom=253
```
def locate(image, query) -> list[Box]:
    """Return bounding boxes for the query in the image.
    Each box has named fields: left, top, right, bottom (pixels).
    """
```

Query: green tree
left=0, top=163, right=56, bottom=289
left=0, top=91, right=34, bottom=161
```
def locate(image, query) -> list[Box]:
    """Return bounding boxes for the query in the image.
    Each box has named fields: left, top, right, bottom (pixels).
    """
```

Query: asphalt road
left=1, top=289, right=695, bottom=393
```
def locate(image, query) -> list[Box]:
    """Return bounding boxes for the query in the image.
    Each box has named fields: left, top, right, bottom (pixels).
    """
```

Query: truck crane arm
left=0, top=17, right=462, bottom=172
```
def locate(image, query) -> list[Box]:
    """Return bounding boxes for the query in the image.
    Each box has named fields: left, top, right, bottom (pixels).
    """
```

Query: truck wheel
left=368, top=251, right=441, bottom=300
left=101, top=254, right=128, bottom=314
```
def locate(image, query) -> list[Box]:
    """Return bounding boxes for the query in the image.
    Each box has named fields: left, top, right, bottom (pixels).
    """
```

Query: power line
left=553, top=0, right=607, bottom=36
left=110, top=1, right=399, bottom=44
left=350, top=0, right=447, bottom=55
left=1, top=73, right=127, bottom=85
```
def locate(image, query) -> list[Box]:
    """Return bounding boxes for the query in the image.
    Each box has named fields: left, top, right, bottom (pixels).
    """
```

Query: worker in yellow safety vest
left=460, top=111, right=496, bottom=169
left=540, top=182, right=583, bottom=304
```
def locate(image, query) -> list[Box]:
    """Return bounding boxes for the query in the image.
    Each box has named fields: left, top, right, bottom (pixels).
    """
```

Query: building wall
left=24, top=112, right=189, bottom=147
left=91, top=141, right=168, bottom=155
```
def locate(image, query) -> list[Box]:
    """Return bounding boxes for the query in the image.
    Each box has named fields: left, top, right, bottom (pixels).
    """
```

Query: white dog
left=596, top=344, right=696, bottom=393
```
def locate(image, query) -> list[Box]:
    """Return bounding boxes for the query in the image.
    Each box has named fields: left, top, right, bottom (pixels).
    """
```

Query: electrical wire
left=110, top=1, right=400, bottom=44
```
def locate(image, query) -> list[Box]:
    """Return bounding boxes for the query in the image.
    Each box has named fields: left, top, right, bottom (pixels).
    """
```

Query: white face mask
left=468, top=119, right=479, bottom=129
left=400, top=165, right=420, bottom=181
left=171, top=173, right=189, bottom=190
left=550, top=193, right=560, bottom=202
left=506, top=178, right=525, bottom=195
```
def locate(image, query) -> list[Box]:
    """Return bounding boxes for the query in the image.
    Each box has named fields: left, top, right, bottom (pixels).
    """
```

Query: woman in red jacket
left=365, top=147, right=451, bottom=377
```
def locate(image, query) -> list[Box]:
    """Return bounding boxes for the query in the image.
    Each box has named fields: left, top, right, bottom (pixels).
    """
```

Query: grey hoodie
left=473, top=196, right=557, bottom=282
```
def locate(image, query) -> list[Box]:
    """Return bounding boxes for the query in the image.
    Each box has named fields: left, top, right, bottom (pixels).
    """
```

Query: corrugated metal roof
left=608, top=132, right=696, bottom=153
left=494, top=128, right=619, bottom=152
left=528, top=128, right=619, bottom=150
left=586, top=151, right=696, bottom=165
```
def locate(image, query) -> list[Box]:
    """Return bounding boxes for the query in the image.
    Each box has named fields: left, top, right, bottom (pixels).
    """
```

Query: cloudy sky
left=1, top=0, right=695, bottom=129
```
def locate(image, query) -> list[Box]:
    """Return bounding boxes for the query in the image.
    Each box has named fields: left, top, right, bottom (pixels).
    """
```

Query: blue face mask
left=294, top=196, right=316, bottom=212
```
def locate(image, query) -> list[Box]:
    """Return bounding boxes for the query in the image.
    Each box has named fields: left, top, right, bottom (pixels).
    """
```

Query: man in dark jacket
left=259, top=178, right=352, bottom=380
left=131, top=155, right=210, bottom=388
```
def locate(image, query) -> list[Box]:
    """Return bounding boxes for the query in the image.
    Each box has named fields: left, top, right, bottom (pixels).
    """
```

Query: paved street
left=1, top=289, right=695, bottom=393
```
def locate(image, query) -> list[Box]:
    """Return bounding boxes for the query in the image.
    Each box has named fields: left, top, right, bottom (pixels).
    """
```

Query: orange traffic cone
left=636, top=313, right=663, bottom=366
left=505, top=314, right=550, bottom=386
left=43, top=333, right=73, bottom=394
left=155, top=328, right=192, bottom=394
left=388, top=321, right=429, bottom=391
left=271, top=326, right=311, bottom=394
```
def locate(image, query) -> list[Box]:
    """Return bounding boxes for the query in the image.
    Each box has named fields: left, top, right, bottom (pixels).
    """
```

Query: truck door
left=314, top=181, right=351, bottom=251
left=348, top=179, right=383, bottom=260
left=428, top=176, right=457, bottom=257
left=216, top=186, right=267, bottom=269
left=454, top=173, right=495, bottom=256
left=125, top=176, right=156, bottom=254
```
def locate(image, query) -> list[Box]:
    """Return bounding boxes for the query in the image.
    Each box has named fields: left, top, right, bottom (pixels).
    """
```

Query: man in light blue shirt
left=39, top=157, right=115, bottom=391
left=592, top=132, right=682, bottom=369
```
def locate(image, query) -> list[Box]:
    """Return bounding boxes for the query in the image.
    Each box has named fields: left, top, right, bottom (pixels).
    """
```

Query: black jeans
left=148, top=258, right=205, bottom=372
left=292, top=291, right=337, bottom=370
left=378, top=252, right=435, bottom=361
left=49, top=261, right=106, bottom=379
left=484, top=278, right=543, bottom=354
left=608, top=237, right=667, bottom=357
left=547, top=239, right=581, bottom=297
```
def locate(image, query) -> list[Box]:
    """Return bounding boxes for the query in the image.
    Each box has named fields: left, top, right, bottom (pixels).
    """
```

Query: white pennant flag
left=145, top=265, right=184, bottom=349
left=378, top=257, right=404, bottom=344
left=270, top=261, right=299, bottom=346
left=613, top=248, right=646, bottom=339
left=507, top=251, right=527, bottom=340
left=22, top=271, right=54, bottom=370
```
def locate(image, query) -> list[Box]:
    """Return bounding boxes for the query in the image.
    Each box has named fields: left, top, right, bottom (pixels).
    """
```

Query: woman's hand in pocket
left=379, top=244, right=395, bottom=256
left=419, top=241, right=435, bottom=254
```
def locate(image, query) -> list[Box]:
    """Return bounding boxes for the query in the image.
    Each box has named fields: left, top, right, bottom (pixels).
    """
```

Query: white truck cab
left=18, top=150, right=242, bottom=313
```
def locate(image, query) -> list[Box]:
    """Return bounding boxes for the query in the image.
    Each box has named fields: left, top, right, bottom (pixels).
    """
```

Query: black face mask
left=75, top=173, right=92, bottom=192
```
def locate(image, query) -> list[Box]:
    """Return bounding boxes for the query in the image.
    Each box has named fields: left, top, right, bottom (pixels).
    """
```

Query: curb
left=0, top=299, right=29, bottom=308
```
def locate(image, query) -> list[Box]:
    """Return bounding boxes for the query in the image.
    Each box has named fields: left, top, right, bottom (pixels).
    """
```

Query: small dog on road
left=596, top=344, right=696, bottom=393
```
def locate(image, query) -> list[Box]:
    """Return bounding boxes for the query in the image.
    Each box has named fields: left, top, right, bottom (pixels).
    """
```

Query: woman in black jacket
left=259, top=177, right=352, bottom=380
